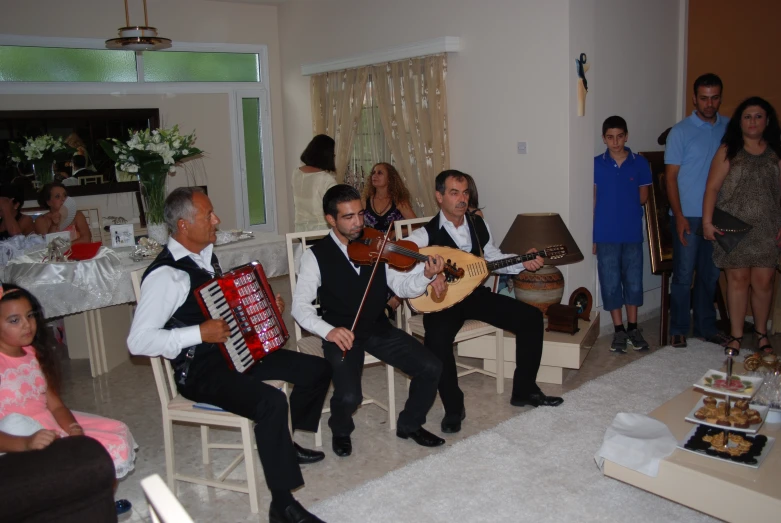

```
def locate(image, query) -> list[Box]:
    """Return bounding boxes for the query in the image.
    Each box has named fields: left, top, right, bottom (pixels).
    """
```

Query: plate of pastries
left=685, top=396, right=768, bottom=433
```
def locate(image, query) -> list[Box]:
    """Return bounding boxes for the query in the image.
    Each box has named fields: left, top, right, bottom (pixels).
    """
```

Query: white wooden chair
left=77, top=207, right=103, bottom=244
left=79, top=173, right=104, bottom=185
left=394, top=217, right=506, bottom=393
left=141, top=474, right=194, bottom=523
left=286, top=230, right=397, bottom=447
left=131, top=269, right=284, bottom=514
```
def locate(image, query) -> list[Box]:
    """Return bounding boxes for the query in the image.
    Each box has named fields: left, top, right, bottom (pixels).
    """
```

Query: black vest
left=310, top=233, right=390, bottom=338
left=142, top=247, right=220, bottom=363
left=424, top=213, right=490, bottom=255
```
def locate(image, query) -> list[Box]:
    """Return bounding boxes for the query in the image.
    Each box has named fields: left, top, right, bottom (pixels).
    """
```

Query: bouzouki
left=407, top=245, right=567, bottom=313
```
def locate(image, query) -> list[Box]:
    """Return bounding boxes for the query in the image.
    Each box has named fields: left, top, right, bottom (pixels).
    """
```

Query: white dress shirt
left=291, top=230, right=435, bottom=340
left=127, top=237, right=216, bottom=360
left=406, top=211, right=526, bottom=275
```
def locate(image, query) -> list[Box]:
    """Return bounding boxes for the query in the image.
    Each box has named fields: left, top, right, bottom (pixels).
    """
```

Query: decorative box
left=545, top=303, right=580, bottom=335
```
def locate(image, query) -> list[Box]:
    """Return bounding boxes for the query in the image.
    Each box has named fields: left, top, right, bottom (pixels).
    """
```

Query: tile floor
left=57, top=278, right=745, bottom=522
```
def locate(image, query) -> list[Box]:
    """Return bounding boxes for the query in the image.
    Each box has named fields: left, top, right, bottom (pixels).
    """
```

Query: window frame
left=0, top=34, right=276, bottom=233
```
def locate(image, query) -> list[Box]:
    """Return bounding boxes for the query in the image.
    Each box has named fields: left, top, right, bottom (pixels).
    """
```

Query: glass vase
left=32, top=160, right=55, bottom=185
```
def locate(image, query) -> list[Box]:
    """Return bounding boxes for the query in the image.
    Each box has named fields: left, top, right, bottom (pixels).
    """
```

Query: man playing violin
left=292, top=184, right=447, bottom=457
left=407, top=170, right=563, bottom=434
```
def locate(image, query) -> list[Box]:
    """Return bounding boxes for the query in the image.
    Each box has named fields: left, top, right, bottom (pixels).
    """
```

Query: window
left=0, top=38, right=275, bottom=232
left=346, top=74, right=391, bottom=192
left=0, top=46, right=137, bottom=82
left=142, top=51, right=260, bottom=83
left=235, top=91, right=275, bottom=231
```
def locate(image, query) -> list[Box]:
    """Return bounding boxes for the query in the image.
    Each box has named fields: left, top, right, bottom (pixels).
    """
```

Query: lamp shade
left=499, top=213, right=584, bottom=266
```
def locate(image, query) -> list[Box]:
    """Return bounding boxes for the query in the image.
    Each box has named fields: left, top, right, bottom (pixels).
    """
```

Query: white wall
left=574, top=0, right=681, bottom=327
left=278, top=0, right=571, bottom=241
left=0, top=0, right=289, bottom=233
left=279, top=0, right=681, bottom=323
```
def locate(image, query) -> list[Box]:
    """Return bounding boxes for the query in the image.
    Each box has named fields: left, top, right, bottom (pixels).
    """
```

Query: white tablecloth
left=2, top=236, right=289, bottom=318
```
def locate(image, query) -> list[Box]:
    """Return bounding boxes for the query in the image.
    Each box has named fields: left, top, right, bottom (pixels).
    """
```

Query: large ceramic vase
left=513, top=265, right=565, bottom=315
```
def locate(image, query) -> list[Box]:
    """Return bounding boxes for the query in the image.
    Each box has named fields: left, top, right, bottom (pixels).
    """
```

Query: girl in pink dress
left=0, top=284, right=137, bottom=483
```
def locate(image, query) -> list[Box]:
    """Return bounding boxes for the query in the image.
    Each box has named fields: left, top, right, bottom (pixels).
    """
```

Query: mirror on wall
left=0, top=108, right=160, bottom=201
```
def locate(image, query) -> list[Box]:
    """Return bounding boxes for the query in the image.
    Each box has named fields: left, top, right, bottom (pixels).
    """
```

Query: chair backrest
left=285, top=229, right=330, bottom=344
left=141, top=474, right=195, bottom=523
left=394, top=217, right=433, bottom=327
left=130, top=268, right=180, bottom=406
left=78, top=207, right=103, bottom=243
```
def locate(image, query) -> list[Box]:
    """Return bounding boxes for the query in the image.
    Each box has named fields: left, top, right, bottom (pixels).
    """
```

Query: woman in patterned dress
left=702, top=97, right=781, bottom=354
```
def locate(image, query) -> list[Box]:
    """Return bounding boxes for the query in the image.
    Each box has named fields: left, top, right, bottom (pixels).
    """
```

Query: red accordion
left=194, top=262, right=289, bottom=373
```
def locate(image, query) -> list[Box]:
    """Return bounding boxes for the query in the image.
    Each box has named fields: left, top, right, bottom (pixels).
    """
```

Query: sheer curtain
left=346, top=74, right=392, bottom=192
left=371, top=54, right=450, bottom=216
left=310, top=67, right=369, bottom=183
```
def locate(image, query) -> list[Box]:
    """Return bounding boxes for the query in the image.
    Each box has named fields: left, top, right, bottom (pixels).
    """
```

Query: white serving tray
left=684, top=397, right=769, bottom=434
left=693, top=370, right=764, bottom=399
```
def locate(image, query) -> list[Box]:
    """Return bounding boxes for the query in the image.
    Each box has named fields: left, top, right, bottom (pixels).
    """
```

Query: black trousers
left=423, top=286, right=544, bottom=416
left=0, top=436, right=117, bottom=523
left=178, top=347, right=331, bottom=491
left=322, top=327, right=442, bottom=437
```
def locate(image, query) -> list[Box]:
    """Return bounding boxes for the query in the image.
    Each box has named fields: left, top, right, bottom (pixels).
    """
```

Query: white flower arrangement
left=100, top=125, right=203, bottom=224
left=101, top=125, right=201, bottom=175
left=9, top=135, right=68, bottom=163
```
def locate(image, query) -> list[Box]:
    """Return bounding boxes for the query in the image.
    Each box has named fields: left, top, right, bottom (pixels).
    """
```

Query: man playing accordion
left=128, top=187, right=330, bottom=523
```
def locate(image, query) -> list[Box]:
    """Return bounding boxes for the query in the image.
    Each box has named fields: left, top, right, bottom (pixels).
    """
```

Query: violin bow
left=345, top=222, right=395, bottom=360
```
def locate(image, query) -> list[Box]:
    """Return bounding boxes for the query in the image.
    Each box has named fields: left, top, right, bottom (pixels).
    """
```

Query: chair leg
left=201, top=425, right=210, bottom=464
left=240, top=420, right=260, bottom=514
left=495, top=329, right=505, bottom=394
left=162, top=417, right=176, bottom=491
left=315, top=420, right=323, bottom=448
left=387, top=363, right=396, bottom=431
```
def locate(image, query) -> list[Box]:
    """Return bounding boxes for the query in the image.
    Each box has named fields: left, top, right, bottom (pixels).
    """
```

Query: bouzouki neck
left=485, top=248, right=553, bottom=271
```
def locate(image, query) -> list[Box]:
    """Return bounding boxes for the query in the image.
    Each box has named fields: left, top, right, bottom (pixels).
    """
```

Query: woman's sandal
left=670, top=334, right=687, bottom=348
left=724, top=335, right=743, bottom=355
left=754, top=331, right=774, bottom=354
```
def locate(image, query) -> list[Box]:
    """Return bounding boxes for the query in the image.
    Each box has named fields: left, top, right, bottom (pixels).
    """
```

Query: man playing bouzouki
left=407, top=170, right=563, bottom=434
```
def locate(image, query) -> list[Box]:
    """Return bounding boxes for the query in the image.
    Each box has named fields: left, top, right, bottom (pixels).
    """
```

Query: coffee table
left=602, top=372, right=781, bottom=522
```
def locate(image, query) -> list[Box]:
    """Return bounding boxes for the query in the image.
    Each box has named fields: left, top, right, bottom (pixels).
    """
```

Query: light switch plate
left=517, top=141, right=527, bottom=154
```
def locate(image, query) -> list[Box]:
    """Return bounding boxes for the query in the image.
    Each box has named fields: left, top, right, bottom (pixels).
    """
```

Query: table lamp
left=499, top=213, right=584, bottom=314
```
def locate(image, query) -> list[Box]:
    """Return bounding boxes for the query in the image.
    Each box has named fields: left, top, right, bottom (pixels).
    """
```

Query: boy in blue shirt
left=594, top=116, right=652, bottom=353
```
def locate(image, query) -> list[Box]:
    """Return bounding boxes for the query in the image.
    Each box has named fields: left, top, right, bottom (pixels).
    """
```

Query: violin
left=348, top=227, right=463, bottom=279
left=342, top=224, right=461, bottom=360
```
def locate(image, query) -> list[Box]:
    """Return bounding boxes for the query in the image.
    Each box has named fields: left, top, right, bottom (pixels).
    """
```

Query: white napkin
left=594, top=412, right=677, bottom=477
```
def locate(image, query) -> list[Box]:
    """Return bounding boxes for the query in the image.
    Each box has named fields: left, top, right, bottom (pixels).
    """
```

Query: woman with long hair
left=362, top=162, right=416, bottom=232
left=362, top=162, right=417, bottom=314
left=292, top=134, right=337, bottom=232
left=702, top=96, right=781, bottom=354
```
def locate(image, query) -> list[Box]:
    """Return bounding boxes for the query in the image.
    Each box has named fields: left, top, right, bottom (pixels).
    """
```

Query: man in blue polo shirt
left=594, top=116, right=652, bottom=353
left=664, top=73, right=728, bottom=348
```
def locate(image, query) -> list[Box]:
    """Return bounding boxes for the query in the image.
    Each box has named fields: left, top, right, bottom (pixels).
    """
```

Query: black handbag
left=697, top=207, right=752, bottom=254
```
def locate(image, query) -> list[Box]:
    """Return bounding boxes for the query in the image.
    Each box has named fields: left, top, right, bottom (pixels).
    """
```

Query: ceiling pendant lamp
left=105, top=0, right=172, bottom=51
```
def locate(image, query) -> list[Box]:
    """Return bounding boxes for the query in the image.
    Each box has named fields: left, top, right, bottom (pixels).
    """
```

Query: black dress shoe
left=294, top=442, right=325, bottom=464
left=269, top=500, right=326, bottom=523
left=396, top=427, right=445, bottom=447
left=332, top=436, right=352, bottom=457
left=510, top=392, right=564, bottom=407
left=440, top=409, right=466, bottom=434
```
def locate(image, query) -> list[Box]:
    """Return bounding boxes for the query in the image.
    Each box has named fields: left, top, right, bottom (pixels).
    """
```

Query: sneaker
left=611, top=331, right=628, bottom=353
left=627, top=328, right=650, bottom=351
